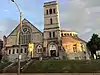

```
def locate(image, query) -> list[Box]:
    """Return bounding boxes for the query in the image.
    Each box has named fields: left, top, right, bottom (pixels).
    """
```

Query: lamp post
left=11, top=0, right=22, bottom=75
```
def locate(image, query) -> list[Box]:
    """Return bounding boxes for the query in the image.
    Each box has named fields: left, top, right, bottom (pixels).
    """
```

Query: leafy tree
left=0, top=52, right=2, bottom=61
left=87, top=34, right=100, bottom=59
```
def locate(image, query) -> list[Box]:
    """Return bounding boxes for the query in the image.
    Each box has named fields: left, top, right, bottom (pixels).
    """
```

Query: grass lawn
left=1, top=60, right=100, bottom=73
left=3, top=61, right=27, bottom=73
left=0, top=61, right=11, bottom=72
left=23, top=60, right=100, bottom=73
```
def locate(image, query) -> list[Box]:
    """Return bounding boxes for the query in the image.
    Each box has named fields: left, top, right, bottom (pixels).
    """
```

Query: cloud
left=1, top=0, right=100, bottom=41
left=0, top=19, right=18, bottom=38
left=58, top=0, right=100, bottom=41
left=4, top=10, right=9, bottom=12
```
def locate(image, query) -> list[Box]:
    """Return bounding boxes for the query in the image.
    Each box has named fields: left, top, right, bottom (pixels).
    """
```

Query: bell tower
left=43, top=1, right=61, bottom=57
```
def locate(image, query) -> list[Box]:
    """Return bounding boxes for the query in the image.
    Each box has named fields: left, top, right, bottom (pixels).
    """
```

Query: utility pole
left=11, top=0, right=22, bottom=75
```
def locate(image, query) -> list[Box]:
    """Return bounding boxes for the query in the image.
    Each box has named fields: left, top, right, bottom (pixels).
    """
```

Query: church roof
left=44, top=1, right=57, bottom=4
left=7, top=18, right=42, bottom=38
left=61, top=30, right=73, bottom=32
left=61, top=30, right=78, bottom=33
left=61, top=29, right=86, bottom=43
left=44, top=1, right=57, bottom=7
left=0, top=39, right=2, bottom=42
left=24, top=19, right=42, bottom=33
left=62, top=36, right=87, bottom=43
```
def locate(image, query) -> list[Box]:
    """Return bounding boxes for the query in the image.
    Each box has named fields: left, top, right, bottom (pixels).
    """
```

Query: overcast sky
left=0, top=0, right=100, bottom=41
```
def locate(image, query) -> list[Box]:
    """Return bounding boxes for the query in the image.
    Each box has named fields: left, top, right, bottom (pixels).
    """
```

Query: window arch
left=37, top=45, right=43, bottom=53
left=70, top=33, right=72, bottom=36
left=12, top=49, right=15, bottom=54
left=61, top=33, right=63, bottom=37
left=49, top=9, right=52, bottom=14
left=73, top=44, right=77, bottom=52
left=53, top=32, right=55, bottom=37
left=24, top=48, right=27, bottom=53
left=53, top=8, right=56, bottom=14
left=46, top=10, right=48, bottom=15
left=50, top=18, right=53, bottom=24
left=21, top=26, right=32, bottom=45
left=64, top=33, right=66, bottom=36
left=49, top=32, right=51, bottom=38
left=16, top=49, right=18, bottom=53
left=20, top=49, right=23, bottom=53
left=9, top=50, right=11, bottom=54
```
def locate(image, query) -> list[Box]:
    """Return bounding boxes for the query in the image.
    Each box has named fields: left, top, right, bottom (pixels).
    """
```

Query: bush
left=1, top=55, right=9, bottom=62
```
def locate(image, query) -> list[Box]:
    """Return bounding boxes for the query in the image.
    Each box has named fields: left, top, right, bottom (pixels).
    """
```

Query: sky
left=0, top=0, right=100, bottom=41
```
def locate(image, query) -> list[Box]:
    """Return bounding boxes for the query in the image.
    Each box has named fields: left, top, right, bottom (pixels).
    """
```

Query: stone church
left=2, top=1, right=90, bottom=61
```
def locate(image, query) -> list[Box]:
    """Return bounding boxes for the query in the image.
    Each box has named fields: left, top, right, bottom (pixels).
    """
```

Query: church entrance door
left=50, top=50, right=56, bottom=57
left=49, top=44, right=57, bottom=57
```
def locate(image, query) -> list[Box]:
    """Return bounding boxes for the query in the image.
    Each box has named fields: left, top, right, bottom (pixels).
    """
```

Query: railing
left=20, top=59, right=33, bottom=72
left=2, top=59, right=17, bottom=72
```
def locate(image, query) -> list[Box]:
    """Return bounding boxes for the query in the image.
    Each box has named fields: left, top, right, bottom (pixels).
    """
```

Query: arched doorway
left=48, top=43, right=57, bottom=57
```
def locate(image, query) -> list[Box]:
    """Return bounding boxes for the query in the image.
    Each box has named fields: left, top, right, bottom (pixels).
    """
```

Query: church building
left=2, top=1, right=90, bottom=61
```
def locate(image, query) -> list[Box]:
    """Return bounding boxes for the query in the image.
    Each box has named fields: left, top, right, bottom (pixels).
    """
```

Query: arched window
left=64, top=33, right=66, bottom=36
left=49, top=32, right=51, bottom=38
left=53, top=32, right=55, bottom=37
left=16, top=49, right=18, bottom=53
left=24, top=48, right=27, bottom=53
left=49, top=9, right=52, bottom=14
left=46, top=10, right=48, bottom=15
left=37, top=45, right=42, bottom=53
left=53, top=8, right=56, bottom=14
left=12, top=49, right=15, bottom=54
left=70, top=33, right=72, bottom=36
left=9, top=50, right=11, bottom=54
left=20, top=49, right=23, bottom=53
left=50, top=18, right=53, bottom=24
left=61, top=33, right=63, bottom=37
left=73, top=44, right=77, bottom=52
left=21, top=26, right=31, bottom=45
left=67, top=34, right=69, bottom=36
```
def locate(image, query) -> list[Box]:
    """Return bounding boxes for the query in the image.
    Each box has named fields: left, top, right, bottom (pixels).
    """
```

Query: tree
left=0, top=55, right=2, bottom=61
left=87, top=34, right=100, bottom=59
left=0, top=51, right=2, bottom=61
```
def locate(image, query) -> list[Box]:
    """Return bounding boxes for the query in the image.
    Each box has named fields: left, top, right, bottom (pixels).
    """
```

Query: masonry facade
left=2, top=1, right=90, bottom=61
left=43, top=1, right=61, bottom=57
left=61, top=30, right=90, bottom=60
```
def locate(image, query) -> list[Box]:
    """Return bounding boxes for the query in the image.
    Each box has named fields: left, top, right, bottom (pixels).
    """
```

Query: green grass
left=23, top=60, right=100, bottom=73
left=0, top=61, right=11, bottom=72
left=0, top=62, right=11, bottom=69
left=3, top=61, right=27, bottom=73
left=1, top=60, right=100, bottom=73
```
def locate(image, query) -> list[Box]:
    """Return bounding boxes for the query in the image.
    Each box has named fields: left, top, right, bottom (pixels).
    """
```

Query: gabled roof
left=24, top=19, right=42, bottom=33
left=7, top=18, right=42, bottom=38
left=0, top=39, right=3, bottom=42
left=61, top=30, right=73, bottom=32
left=61, top=30, right=78, bottom=34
